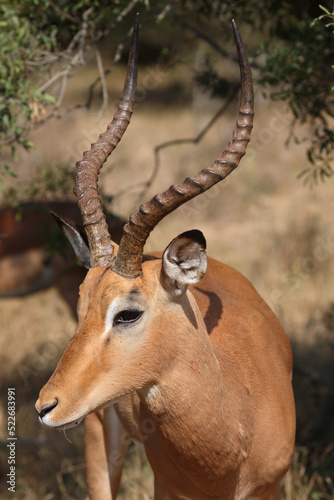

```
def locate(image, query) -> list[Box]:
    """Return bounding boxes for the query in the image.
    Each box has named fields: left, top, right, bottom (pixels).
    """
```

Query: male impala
left=36, top=15, right=295, bottom=500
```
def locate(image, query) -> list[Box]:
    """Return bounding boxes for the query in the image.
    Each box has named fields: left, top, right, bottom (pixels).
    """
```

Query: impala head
left=36, top=16, right=254, bottom=430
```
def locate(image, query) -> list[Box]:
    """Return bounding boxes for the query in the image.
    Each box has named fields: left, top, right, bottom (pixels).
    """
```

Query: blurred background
left=0, top=1, right=333, bottom=498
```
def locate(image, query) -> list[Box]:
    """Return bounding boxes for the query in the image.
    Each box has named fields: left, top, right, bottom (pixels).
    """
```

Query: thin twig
left=156, top=3, right=172, bottom=23
left=93, top=0, right=139, bottom=43
left=49, top=1, right=79, bottom=24
left=78, top=7, right=94, bottom=65
left=38, top=7, right=93, bottom=94
left=113, top=0, right=139, bottom=26
left=111, top=87, right=239, bottom=206
left=139, top=86, right=239, bottom=202
left=170, top=8, right=233, bottom=60
left=38, top=70, right=69, bottom=93
left=66, top=29, right=84, bottom=54
left=88, top=0, right=173, bottom=108
left=95, top=44, right=109, bottom=121
left=56, top=73, right=69, bottom=109
left=81, top=1, right=141, bottom=109
left=171, top=8, right=261, bottom=71
left=27, top=52, right=63, bottom=67
left=1, top=2, right=141, bottom=155
left=86, top=35, right=127, bottom=109
left=31, top=103, right=88, bottom=128
left=0, top=103, right=88, bottom=147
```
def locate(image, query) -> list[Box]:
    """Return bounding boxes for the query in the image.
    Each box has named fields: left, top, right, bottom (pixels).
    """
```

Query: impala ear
left=51, top=212, right=91, bottom=269
left=162, top=230, right=207, bottom=296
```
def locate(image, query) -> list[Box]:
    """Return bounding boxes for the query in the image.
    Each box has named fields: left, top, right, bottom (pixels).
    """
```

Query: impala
left=36, top=15, right=295, bottom=500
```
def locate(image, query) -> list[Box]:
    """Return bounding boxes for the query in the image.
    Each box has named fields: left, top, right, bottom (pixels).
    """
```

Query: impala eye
left=114, top=310, right=143, bottom=325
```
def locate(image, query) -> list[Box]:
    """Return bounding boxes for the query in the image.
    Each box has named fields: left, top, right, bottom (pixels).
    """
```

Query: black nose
left=38, top=399, right=58, bottom=418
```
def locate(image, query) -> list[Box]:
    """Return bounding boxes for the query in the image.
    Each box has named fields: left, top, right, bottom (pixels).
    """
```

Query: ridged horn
left=112, top=19, right=254, bottom=278
left=73, top=13, right=139, bottom=267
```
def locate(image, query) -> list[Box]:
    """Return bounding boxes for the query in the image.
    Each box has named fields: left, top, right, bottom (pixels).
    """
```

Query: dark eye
left=114, top=310, right=143, bottom=325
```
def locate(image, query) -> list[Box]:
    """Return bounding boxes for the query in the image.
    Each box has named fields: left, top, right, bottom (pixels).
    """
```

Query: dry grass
left=1, top=57, right=334, bottom=499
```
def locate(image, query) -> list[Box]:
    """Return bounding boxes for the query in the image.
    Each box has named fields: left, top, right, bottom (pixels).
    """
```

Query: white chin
left=40, top=414, right=85, bottom=431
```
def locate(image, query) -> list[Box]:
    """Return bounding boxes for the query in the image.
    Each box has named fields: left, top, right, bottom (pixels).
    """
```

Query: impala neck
left=138, top=292, right=250, bottom=493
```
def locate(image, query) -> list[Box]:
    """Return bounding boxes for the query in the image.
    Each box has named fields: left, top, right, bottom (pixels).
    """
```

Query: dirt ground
left=1, top=58, right=334, bottom=498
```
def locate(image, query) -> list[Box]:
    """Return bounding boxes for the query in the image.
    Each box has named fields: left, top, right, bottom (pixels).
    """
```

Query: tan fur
left=36, top=252, right=295, bottom=499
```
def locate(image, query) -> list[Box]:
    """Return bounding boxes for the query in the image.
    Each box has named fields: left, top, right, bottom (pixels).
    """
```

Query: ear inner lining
left=162, top=230, right=207, bottom=295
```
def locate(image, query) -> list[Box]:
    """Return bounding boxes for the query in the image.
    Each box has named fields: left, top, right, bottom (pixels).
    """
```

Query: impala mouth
left=35, top=399, right=87, bottom=431
left=36, top=395, right=118, bottom=431
left=39, top=413, right=86, bottom=431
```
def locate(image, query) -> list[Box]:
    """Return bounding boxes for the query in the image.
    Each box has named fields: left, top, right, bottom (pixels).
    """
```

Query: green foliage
left=255, top=2, right=334, bottom=184
left=0, top=4, right=56, bottom=163
left=185, top=0, right=334, bottom=183
left=194, top=57, right=233, bottom=99
left=0, top=0, right=148, bottom=192
left=0, top=0, right=333, bottom=194
left=2, top=162, right=74, bottom=208
left=313, top=5, right=334, bottom=92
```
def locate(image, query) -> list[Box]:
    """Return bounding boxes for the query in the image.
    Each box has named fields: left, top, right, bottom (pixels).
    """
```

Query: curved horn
left=73, top=13, right=139, bottom=267
left=112, top=20, right=254, bottom=278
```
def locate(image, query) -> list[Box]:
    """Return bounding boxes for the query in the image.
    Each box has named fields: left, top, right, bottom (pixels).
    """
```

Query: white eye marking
left=103, top=298, right=119, bottom=336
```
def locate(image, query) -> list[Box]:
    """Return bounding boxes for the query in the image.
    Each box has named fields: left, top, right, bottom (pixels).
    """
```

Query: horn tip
left=134, top=12, right=140, bottom=32
left=231, top=19, right=241, bottom=42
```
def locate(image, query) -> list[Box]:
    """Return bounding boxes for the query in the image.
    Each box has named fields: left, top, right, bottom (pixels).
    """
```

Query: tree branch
left=111, top=87, right=239, bottom=207
left=170, top=8, right=234, bottom=61
left=94, top=44, right=109, bottom=121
